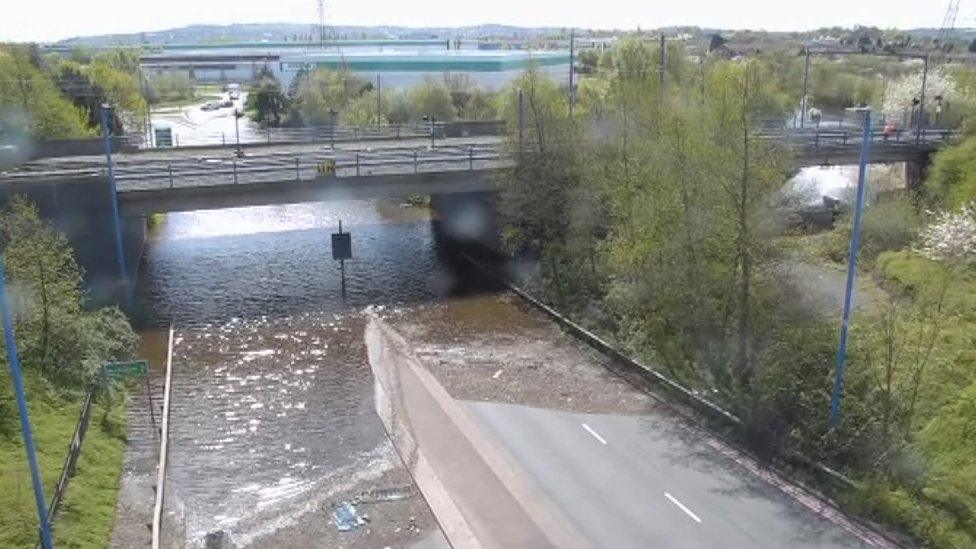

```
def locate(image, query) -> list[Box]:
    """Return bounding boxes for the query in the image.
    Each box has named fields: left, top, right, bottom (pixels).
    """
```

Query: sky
left=1, top=0, right=971, bottom=42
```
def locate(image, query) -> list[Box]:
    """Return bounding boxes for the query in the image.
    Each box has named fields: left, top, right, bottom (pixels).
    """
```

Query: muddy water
left=131, top=200, right=465, bottom=328
left=126, top=199, right=496, bottom=547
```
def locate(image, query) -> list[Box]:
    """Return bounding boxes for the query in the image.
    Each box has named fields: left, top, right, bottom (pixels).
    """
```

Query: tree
left=926, top=137, right=976, bottom=208
left=285, top=67, right=364, bottom=126
left=0, top=196, right=136, bottom=385
left=408, top=78, right=455, bottom=122
left=343, top=90, right=385, bottom=126
left=245, top=69, right=288, bottom=126
left=497, top=64, right=590, bottom=303
left=882, top=67, right=969, bottom=124
left=0, top=46, right=91, bottom=139
left=87, top=57, right=147, bottom=134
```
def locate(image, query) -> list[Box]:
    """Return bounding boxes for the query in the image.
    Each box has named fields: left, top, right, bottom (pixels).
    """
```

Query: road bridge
left=0, top=127, right=956, bottom=302
left=3, top=127, right=954, bottom=213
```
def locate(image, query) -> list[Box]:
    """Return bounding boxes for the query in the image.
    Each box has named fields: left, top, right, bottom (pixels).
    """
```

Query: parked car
left=201, top=101, right=219, bottom=111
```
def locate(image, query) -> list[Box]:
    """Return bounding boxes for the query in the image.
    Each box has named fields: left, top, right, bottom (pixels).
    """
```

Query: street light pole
left=0, top=254, right=54, bottom=549
left=916, top=55, right=929, bottom=145
left=568, top=29, right=575, bottom=119
left=425, top=115, right=436, bottom=148
left=659, top=33, right=667, bottom=88
left=830, top=108, right=873, bottom=429
left=100, top=105, right=127, bottom=292
left=377, top=74, right=382, bottom=127
left=801, top=47, right=811, bottom=128
left=233, top=108, right=242, bottom=155
left=518, top=88, right=525, bottom=159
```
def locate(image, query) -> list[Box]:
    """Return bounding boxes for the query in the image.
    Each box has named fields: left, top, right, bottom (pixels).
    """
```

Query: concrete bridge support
left=905, top=156, right=932, bottom=195
left=430, top=191, right=503, bottom=256
left=0, top=176, right=146, bottom=305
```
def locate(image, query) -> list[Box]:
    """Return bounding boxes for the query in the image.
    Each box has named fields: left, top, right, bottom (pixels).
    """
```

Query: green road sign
left=103, top=360, right=148, bottom=379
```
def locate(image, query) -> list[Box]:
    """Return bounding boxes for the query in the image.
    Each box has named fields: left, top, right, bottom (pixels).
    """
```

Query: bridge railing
left=757, top=125, right=957, bottom=149
left=109, top=143, right=509, bottom=191
left=141, top=122, right=452, bottom=149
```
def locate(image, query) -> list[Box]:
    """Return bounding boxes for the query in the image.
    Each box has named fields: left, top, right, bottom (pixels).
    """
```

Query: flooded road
left=114, top=193, right=889, bottom=548
left=122, top=198, right=495, bottom=548
left=131, top=200, right=467, bottom=328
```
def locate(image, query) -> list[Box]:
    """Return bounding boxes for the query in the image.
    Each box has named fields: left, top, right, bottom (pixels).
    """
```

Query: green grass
left=854, top=251, right=976, bottom=548
left=876, top=251, right=976, bottom=317
left=0, top=371, right=128, bottom=548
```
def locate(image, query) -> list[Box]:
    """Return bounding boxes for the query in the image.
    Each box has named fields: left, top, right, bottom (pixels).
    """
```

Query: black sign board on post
left=331, top=233, right=352, bottom=260
left=332, top=221, right=351, bottom=297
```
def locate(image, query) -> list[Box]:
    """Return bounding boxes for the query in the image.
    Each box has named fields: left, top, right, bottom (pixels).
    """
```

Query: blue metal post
left=100, top=105, right=127, bottom=288
left=0, top=255, right=54, bottom=549
left=830, top=110, right=873, bottom=428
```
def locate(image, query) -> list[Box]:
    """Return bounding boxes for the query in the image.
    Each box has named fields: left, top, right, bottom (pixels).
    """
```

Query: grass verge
left=0, top=371, right=127, bottom=548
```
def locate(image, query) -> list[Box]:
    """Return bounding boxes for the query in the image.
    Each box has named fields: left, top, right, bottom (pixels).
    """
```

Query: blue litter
left=331, top=501, right=367, bottom=531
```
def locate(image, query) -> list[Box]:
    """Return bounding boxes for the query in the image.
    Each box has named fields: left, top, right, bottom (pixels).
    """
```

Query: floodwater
left=126, top=198, right=497, bottom=547
left=131, top=199, right=470, bottom=328
left=783, top=162, right=907, bottom=207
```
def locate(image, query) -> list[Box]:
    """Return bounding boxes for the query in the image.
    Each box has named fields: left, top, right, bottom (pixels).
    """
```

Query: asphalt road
left=368, top=315, right=896, bottom=549
left=466, top=402, right=875, bottom=549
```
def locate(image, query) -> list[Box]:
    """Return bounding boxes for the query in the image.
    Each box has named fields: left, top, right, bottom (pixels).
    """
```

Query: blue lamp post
left=830, top=107, right=873, bottom=428
left=100, top=104, right=127, bottom=294
left=0, top=255, right=54, bottom=548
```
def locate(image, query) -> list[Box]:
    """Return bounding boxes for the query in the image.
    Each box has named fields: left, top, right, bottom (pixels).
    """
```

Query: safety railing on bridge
left=107, top=143, right=510, bottom=191
left=756, top=122, right=957, bottom=149
left=142, top=123, right=446, bottom=150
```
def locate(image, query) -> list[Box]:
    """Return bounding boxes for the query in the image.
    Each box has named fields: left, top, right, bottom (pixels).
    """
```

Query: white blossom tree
left=881, top=66, right=971, bottom=126
left=918, top=202, right=976, bottom=266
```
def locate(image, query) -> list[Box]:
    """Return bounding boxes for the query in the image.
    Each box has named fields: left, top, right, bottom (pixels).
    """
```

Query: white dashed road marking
left=665, top=492, right=702, bottom=523
left=581, top=423, right=608, bottom=445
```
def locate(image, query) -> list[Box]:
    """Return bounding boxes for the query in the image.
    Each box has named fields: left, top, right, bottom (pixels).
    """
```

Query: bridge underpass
left=0, top=125, right=955, bottom=302
left=2, top=128, right=935, bottom=548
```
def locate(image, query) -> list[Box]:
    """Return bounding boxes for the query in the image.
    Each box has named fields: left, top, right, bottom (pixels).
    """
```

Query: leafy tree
left=147, top=71, right=194, bottom=104
left=408, top=78, right=455, bottom=121
left=0, top=46, right=91, bottom=139
left=245, top=68, right=288, bottom=126
left=385, top=90, right=413, bottom=125
left=284, top=67, right=365, bottom=126
left=87, top=58, right=147, bottom=133
left=578, top=50, right=599, bottom=74
left=0, top=197, right=136, bottom=385
left=926, top=136, right=976, bottom=208
left=343, top=89, right=385, bottom=126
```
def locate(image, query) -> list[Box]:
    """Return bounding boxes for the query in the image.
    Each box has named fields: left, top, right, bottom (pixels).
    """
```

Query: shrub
left=821, top=197, right=921, bottom=263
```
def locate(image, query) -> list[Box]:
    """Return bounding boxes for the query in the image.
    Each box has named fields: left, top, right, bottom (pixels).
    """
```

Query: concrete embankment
left=365, top=312, right=588, bottom=549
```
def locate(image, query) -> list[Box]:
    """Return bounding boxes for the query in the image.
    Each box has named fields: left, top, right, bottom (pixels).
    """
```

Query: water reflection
left=783, top=162, right=908, bottom=208
left=131, top=199, right=466, bottom=328
left=133, top=198, right=491, bottom=546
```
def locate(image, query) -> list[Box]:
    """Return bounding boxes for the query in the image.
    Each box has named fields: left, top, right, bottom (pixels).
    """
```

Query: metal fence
left=36, top=388, right=95, bottom=547
left=757, top=123, right=957, bottom=148
left=140, top=123, right=445, bottom=150
left=1, top=144, right=509, bottom=192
